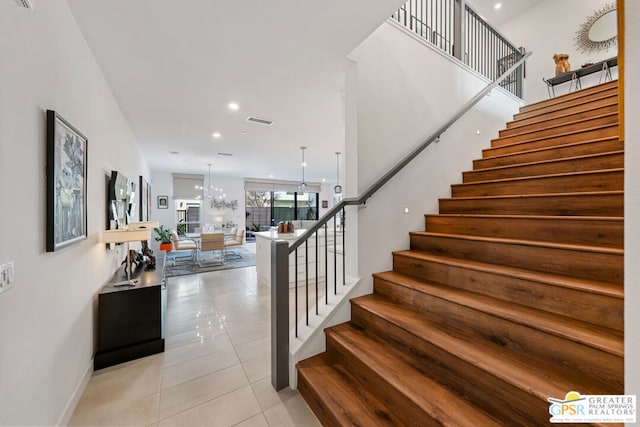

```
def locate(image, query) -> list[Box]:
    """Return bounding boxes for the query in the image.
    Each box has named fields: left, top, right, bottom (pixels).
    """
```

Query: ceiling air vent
left=246, top=116, right=273, bottom=126
left=15, top=0, right=34, bottom=9
left=217, top=152, right=233, bottom=157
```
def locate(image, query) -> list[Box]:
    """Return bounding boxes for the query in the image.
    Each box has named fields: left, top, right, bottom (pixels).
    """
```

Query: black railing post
left=271, top=240, right=289, bottom=391
left=517, top=46, right=526, bottom=98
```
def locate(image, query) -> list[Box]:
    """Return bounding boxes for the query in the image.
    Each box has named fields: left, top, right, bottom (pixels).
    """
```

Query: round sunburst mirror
left=575, top=2, right=617, bottom=54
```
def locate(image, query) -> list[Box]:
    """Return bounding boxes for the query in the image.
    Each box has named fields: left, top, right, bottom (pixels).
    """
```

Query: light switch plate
left=0, top=261, right=15, bottom=293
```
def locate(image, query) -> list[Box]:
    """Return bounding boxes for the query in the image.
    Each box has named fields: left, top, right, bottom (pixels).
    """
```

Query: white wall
left=347, top=20, right=522, bottom=294
left=0, top=1, right=149, bottom=424
left=500, top=0, right=618, bottom=104
left=150, top=170, right=175, bottom=233
left=624, top=0, right=639, bottom=404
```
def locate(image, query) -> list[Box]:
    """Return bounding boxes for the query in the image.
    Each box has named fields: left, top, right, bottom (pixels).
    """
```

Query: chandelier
left=195, top=164, right=238, bottom=210
left=195, top=163, right=224, bottom=201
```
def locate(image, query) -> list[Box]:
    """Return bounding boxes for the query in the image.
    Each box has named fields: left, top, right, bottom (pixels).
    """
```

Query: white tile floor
left=69, top=266, right=321, bottom=426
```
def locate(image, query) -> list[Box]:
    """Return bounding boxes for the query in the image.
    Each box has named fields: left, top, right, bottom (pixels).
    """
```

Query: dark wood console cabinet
left=94, top=256, right=167, bottom=370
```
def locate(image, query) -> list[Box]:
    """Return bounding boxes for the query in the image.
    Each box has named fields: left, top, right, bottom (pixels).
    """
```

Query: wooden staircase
left=297, top=80, right=624, bottom=426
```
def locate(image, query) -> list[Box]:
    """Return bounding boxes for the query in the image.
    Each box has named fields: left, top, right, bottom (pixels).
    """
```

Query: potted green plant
left=154, top=225, right=173, bottom=252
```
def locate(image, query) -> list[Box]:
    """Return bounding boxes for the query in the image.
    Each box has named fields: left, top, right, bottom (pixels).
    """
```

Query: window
left=245, top=190, right=319, bottom=232
left=175, top=200, right=201, bottom=235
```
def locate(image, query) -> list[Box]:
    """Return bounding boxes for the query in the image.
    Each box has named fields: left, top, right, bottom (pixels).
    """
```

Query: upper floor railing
left=271, top=50, right=532, bottom=390
left=392, top=0, right=525, bottom=98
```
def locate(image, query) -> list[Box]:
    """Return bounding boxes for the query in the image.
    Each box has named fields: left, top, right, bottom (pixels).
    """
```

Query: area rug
left=164, top=247, right=256, bottom=278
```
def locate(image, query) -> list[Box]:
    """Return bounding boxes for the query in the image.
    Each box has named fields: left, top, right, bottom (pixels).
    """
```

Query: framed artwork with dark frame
left=147, top=183, right=152, bottom=219
left=46, top=110, right=88, bottom=252
left=139, top=176, right=148, bottom=221
left=157, top=195, right=168, bottom=209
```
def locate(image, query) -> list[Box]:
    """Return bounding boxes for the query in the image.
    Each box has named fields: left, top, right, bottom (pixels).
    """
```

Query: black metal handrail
left=271, top=50, right=531, bottom=391
left=288, top=50, right=531, bottom=254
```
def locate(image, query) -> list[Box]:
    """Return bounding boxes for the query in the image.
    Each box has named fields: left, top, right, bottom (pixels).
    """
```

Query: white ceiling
left=467, top=0, right=545, bottom=26
left=66, top=0, right=407, bottom=182
left=66, top=0, right=543, bottom=182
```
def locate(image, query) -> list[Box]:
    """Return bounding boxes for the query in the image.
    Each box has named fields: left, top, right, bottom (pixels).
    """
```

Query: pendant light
left=333, top=151, right=343, bottom=194
left=298, top=146, right=307, bottom=195
left=195, top=163, right=223, bottom=200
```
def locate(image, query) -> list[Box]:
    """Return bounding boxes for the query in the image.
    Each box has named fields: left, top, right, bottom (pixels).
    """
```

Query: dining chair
left=224, top=229, right=245, bottom=259
left=199, top=232, right=225, bottom=265
left=171, top=231, right=197, bottom=261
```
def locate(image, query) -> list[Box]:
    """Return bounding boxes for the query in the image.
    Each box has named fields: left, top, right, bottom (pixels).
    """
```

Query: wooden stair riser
left=475, top=138, right=623, bottom=169
left=424, top=215, right=623, bottom=249
left=464, top=152, right=624, bottom=183
left=409, top=233, right=623, bottom=284
left=439, top=192, right=624, bottom=216
left=296, top=377, right=339, bottom=427
left=297, top=356, right=402, bottom=427
left=391, top=254, right=623, bottom=330
left=493, top=114, right=618, bottom=146
left=517, top=82, right=617, bottom=116
left=370, top=278, right=623, bottom=393
left=484, top=125, right=619, bottom=157
left=325, top=331, right=435, bottom=427
left=350, top=303, right=552, bottom=427
left=507, top=97, right=618, bottom=130
left=451, top=169, right=623, bottom=197
left=325, top=327, right=501, bottom=427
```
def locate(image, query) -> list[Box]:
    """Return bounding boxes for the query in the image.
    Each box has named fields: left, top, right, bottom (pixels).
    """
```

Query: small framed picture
left=322, top=200, right=328, bottom=209
left=157, top=195, right=168, bottom=209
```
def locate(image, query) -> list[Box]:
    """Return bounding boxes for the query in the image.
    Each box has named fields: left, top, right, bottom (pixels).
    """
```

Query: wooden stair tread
left=392, top=250, right=623, bottom=299
left=372, top=270, right=623, bottom=357
left=496, top=112, right=618, bottom=140
left=507, top=98, right=618, bottom=130
left=489, top=122, right=618, bottom=148
left=351, top=293, right=612, bottom=400
left=477, top=137, right=622, bottom=170
left=481, top=136, right=620, bottom=161
left=424, top=213, right=623, bottom=248
left=454, top=167, right=623, bottom=187
left=425, top=213, right=623, bottom=224
left=468, top=150, right=624, bottom=176
left=409, top=231, right=623, bottom=256
left=297, top=353, right=402, bottom=427
left=443, top=189, right=624, bottom=202
left=326, top=323, right=504, bottom=427
left=519, top=81, right=617, bottom=113
left=439, top=191, right=623, bottom=216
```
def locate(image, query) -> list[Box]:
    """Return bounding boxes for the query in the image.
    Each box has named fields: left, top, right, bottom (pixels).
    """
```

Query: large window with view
left=245, top=190, right=319, bottom=233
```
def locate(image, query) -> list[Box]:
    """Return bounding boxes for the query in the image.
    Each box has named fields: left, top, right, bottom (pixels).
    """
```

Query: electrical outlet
left=0, top=261, right=15, bottom=293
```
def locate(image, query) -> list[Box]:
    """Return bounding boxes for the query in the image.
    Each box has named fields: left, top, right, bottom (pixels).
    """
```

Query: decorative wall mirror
left=575, top=2, right=617, bottom=54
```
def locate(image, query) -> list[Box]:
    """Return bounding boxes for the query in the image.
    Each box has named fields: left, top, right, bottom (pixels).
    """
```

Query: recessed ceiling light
left=241, top=131, right=248, bottom=135
left=169, top=151, right=180, bottom=155
left=228, top=102, right=240, bottom=111
left=322, top=178, right=326, bottom=182
left=212, top=132, right=221, bottom=139
left=269, top=174, right=274, bottom=178
left=494, top=3, right=502, bottom=10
